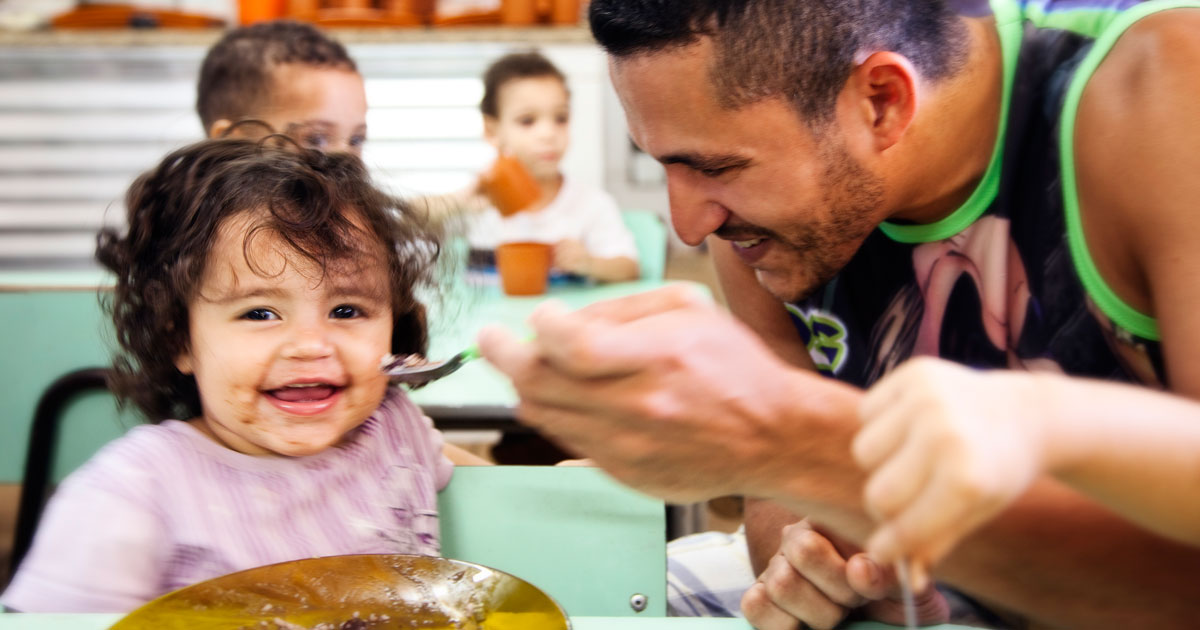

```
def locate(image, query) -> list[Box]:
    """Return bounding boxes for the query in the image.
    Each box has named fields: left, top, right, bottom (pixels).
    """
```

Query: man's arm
left=709, top=239, right=815, bottom=575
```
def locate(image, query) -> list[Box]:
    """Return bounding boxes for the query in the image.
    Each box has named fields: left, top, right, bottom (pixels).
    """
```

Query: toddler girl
left=2, top=138, right=481, bottom=613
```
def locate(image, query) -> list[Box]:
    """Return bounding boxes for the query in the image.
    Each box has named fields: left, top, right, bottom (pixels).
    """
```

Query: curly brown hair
left=96, top=137, right=438, bottom=422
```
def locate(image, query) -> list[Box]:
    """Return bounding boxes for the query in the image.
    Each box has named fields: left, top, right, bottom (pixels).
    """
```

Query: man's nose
left=282, top=322, right=335, bottom=361
left=666, top=171, right=728, bottom=247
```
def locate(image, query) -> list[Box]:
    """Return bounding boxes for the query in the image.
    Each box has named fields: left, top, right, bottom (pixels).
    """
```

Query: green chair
left=621, top=209, right=669, bottom=280
left=439, top=466, right=666, bottom=617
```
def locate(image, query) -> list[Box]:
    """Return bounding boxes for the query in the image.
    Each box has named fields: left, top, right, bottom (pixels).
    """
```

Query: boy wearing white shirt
left=468, top=51, right=640, bottom=283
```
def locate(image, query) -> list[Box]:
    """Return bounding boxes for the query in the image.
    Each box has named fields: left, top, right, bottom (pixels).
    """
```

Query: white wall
left=0, top=41, right=611, bottom=267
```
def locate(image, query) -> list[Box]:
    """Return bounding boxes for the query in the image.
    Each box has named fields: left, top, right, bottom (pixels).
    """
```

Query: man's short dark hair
left=480, top=51, right=568, bottom=118
left=589, top=0, right=967, bottom=124
left=196, top=20, right=357, bottom=131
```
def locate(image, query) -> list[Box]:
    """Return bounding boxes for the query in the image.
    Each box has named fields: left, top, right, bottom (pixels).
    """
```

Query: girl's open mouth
left=264, top=384, right=344, bottom=415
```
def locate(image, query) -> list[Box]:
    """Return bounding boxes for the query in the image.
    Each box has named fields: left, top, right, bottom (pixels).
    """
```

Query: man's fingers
left=777, top=527, right=865, bottom=609
left=740, top=582, right=803, bottom=630
left=756, top=554, right=852, bottom=630
left=846, top=554, right=948, bottom=625
left=564, top=283, right=713, bottom=323
left=476, top=324, right=534, bottom=377
left=860, top=583, right=950, bottom=627
left=526, top=292, right=722, bottom=379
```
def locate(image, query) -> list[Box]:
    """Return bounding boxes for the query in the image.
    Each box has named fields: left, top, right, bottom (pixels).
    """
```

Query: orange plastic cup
left=239, top=0, right=286, bottom=25
left=501, top=0, right=538, bottom=24
left=496, top=241, right=552, bottom=296
left=551, top=0, right=580, bottom=24
left=484, top=155, right=542, bottom=216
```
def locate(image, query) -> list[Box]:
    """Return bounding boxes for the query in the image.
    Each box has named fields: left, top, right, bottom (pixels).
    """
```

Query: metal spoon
left=895, top=556, right=919, bottom=630
left=381, top=346, right=481, bottom=387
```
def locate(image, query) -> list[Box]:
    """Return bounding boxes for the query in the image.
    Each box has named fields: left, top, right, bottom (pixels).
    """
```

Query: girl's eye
left=331, top=304, right=362, bottom=319
left=518, top=116, right=536, bottom=127
left=556, top=114, right=569, bottom=125
left=241, top=308, right=278, bottom=321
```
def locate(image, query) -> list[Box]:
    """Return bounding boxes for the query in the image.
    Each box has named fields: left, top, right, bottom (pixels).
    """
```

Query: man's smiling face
left=610, top=39, right=885, bottom=303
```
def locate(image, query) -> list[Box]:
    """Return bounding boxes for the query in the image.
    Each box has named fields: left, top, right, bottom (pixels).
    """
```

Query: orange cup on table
left=496, top=241, right=553, bottom=296
left=239, top=0, right=286, bottom=25
left=484, top=155, right=542, bottom=217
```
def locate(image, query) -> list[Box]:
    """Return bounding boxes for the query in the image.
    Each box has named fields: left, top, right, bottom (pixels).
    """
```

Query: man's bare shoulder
left=1071, top=8, right=1200, bottom=315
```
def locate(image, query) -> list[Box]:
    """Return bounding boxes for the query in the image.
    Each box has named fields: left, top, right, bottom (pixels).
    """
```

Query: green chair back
left=0, top=285, right=134, bottom=485
left=621, top=210, right=668, bottom=280
left=439, top=466, right=666, bottom=617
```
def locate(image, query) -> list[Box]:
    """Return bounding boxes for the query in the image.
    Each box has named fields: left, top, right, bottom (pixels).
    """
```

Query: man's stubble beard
left=760, top=140, right=884, bottom=305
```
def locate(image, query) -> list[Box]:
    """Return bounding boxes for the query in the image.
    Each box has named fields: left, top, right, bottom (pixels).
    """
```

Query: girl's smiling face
left=175, top=212, right=393, bottom=457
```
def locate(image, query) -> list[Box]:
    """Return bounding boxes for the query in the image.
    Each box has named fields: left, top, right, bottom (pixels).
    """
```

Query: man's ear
left=845, top=51, right=919, bottom=151
left=483, top=115, right=500, bottom=149
left=208, top=118, right=233, bottom=139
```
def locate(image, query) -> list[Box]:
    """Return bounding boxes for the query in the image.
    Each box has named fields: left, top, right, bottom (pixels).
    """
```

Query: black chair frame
left=10, top=367, right=112, bottom=578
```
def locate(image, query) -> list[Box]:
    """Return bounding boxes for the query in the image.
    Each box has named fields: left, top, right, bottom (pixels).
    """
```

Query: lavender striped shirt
left=1, top=388, right=453, bottom=613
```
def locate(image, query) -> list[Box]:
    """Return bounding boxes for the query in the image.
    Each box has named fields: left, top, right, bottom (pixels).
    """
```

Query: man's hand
left=742, top=520, right=949, bottom=629
left=477, top=285, right=861, bottom=504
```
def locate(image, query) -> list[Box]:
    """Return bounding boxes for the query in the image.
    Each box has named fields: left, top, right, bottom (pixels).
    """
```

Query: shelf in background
left=0, top=25, right=594, bottom=47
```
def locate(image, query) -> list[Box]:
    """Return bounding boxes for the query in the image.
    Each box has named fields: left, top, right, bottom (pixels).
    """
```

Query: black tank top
left=785, top=0, right=1197, bottom=389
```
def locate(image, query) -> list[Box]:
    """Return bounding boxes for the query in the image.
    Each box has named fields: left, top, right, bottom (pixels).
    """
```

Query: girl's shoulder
left=52, top=421, right=200, bottom=510
left=75, top=420, right=201, bottom=473
left=357, top=388, right=448, bottom=467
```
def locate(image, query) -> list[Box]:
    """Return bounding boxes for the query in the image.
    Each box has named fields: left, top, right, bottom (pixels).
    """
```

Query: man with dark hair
left=479, top=0, right=1200, bottom=627
left=196, top=20, right=366, bottom=155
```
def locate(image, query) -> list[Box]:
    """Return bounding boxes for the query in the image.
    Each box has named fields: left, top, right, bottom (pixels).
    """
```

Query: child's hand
left=452, top=174, right=489, bottom=214
left=552, top=239, right=591, bottom=276
left=852, top=357, right=1048, bottom=574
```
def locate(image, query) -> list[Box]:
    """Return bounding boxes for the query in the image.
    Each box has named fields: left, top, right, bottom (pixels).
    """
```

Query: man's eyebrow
left=658, top=152, right=752, bottom=172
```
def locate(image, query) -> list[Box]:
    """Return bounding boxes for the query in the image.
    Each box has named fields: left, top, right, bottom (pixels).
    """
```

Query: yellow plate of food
left=108, top=554, right=570, bottom=630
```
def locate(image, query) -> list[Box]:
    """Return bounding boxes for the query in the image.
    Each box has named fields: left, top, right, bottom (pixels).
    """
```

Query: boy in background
left=467, top=51, right=640, bottom=283
left=196, top=20, right=367, bottom=156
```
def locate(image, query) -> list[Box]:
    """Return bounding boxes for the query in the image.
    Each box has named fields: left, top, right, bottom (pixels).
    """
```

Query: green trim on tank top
left=878, top=0, right=1021, bottom=243
left=1022, top=4, right=1123, bottom=36
left=1059, top=0, right=1200, bottom=342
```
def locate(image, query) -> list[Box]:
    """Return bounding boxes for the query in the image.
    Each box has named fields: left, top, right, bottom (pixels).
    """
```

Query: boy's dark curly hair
left=96, top=137, right=437, bottom=422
